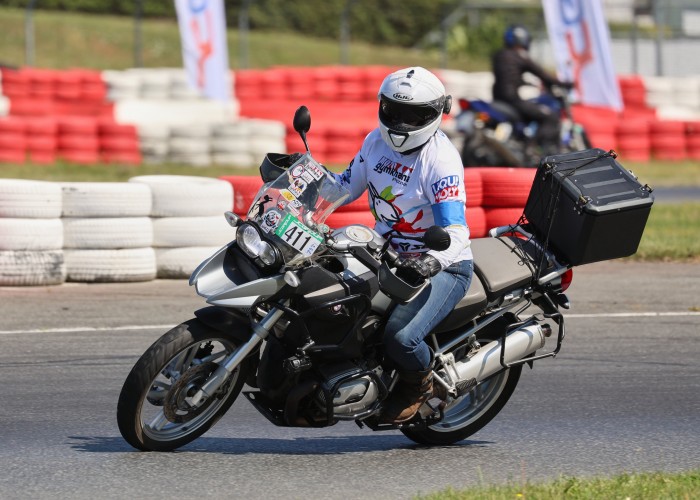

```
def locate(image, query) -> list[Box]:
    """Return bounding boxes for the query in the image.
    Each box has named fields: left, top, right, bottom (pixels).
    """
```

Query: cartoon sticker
left=261, top=209, right=282, bottom=232
left=288, top=178, right=308, bottom=197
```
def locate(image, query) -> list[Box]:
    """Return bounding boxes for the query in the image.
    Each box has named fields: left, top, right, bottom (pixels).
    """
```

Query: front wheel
left=401, top=364, right=522, bottom=446
left=117, top=319, right=252, bottom=451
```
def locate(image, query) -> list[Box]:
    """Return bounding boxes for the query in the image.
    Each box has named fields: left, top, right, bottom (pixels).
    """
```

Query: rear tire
left=401, top=365, right=522, bottom=446
left=117, top=318, right=252, bottom=451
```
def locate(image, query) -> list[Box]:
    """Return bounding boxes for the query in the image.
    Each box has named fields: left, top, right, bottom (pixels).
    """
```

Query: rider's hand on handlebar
left=558, top=81, right=575, bottom=90
left=395, top=254, right=441, bottom=286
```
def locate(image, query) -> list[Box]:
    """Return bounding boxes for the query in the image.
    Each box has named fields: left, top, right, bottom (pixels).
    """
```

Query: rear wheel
left=117, top=318, right=252, bottom=451
left=401, top=364, right=522, bottom=446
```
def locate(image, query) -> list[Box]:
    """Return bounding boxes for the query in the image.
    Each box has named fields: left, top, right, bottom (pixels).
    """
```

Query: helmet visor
left=379, top=95, right=444, bottom=132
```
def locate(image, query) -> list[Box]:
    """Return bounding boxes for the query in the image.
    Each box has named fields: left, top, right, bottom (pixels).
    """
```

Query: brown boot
left=379, top=367, right=433, bottom=424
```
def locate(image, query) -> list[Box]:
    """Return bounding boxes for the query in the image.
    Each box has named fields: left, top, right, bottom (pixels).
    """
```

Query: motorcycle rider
left=492, top=24, right=572, bottom=155
left=332, top=67, right=473, bottom=424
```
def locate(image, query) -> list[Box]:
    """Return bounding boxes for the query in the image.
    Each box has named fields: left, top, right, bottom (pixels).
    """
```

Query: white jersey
left=333, top=129, right=472, bottom=266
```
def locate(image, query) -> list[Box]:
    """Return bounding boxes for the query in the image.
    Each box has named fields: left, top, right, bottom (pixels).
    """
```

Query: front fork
left=189, top=303, right=287, bottom=406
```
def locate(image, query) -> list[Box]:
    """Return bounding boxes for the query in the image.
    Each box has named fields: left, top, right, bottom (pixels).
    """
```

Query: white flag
left=175, top=0, right=230, bottom=101
left=542, top=0, right=622, bottom=110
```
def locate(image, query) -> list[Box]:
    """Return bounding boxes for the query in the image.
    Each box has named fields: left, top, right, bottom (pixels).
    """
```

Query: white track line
left=0, top=324, right=174, bottom=335
left=0, top=312, right=698, bottom=336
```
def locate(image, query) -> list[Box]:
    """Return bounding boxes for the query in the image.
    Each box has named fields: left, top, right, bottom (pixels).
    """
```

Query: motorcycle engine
left=314, top=362, right=382, bottom=417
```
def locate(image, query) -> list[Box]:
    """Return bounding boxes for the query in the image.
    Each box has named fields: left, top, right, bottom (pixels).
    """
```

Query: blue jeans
left=383, top=259, right=473, bottom=371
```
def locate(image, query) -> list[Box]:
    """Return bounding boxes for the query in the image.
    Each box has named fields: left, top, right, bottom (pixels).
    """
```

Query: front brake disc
left=163, top=362, right=218, bottom=423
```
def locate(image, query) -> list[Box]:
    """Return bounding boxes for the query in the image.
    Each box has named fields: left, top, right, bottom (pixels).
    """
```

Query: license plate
left=274, top=214, right=323, bottom=257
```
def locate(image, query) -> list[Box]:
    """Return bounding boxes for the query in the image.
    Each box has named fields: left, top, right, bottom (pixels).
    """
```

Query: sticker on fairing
left=280, top=189, right=297, bottom=202
left=306, top=163, right=326, bottom=181
left=288, top=178, right=308, bottom=197
left=260, top=209, right=282, bottom=232
left=274, top=214, right=323, bottom=256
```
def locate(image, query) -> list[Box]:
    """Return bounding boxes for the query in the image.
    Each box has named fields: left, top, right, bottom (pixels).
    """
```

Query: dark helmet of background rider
left=504, top=25, right=531, bottom=50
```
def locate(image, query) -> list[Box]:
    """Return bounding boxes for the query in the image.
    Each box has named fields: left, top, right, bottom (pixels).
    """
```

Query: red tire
left=650, top=135, right=686, bottom=149
left=325, top=210, right=376, bottom=230
left=58, top=135, right=99, bottom=151
left=219, top=175, right=264, bottom=215
left=29, top=151, right=57, bottom=164
left=27, top=136, right=58, bottom=152
left=57, top=117, right=98, bottom=135
left=60, top=150, right=100, bottom=164
left=25, top=117, right=58, bottom=135
left=0, top=150, right=26, bottom=163
left=336, top=194, right=370, bottom=213
left=98, top=122, right=137, bottom=137
left=479, top=167, right=535, bottom=207
left=485, top=207, right=524, bottom=231
left=0, top=133, right=27, bottom=150
left=101, top=151, right=142, bottom=165
left=650, top=120, right=685, bottom=135
left=463, top=168, right=483, bottom=208
left=100, top=136, right=140, bottom=152
left=466, top=206, right=487, bottom=238
left=615, top=119, right=650, bottom=136
left=0, top=118, right=26, bottom=134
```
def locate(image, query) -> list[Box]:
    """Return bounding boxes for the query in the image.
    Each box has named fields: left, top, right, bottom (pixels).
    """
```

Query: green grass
left=629, top=202, right=700, bottom=262
left=623, top=160, right=700, bottom=188
left=418, top=469, right=700, bottom=500
left=0, top=7, right=483, bottom=71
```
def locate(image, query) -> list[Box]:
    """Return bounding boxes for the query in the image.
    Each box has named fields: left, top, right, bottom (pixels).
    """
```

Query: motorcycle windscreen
left=246, top=153, right=349, bottom=266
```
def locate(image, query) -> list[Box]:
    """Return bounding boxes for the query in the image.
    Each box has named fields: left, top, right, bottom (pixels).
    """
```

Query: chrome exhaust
left=437, top=324, right=546, bottom=391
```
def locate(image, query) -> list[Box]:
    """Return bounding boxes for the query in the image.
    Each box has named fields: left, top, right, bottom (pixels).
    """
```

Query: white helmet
left=377, top=67, right=451, bottom=153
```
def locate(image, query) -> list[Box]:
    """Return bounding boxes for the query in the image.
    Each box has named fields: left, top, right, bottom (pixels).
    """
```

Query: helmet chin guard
left=377, top=67, right=449, bottom=153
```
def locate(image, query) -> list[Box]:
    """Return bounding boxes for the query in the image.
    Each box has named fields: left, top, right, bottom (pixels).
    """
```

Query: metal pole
left=134, top=0, right=143, bottom=67
left=631, top=9, right=638, bottom=74
left=25, top=0, right=38, bottom=66
left=239, top=0, right=253, bottom=69
left=654, top=0, right=664, bottom=76
left=340, top=0, right=357, bottom=65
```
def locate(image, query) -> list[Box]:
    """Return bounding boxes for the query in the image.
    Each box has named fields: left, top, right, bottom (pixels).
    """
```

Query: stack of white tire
left=129, top=175, right=235, bottom=279
left=138, top=124, right=170, bottom=164
left=169, top=124, right=212, bottom=167
left=61, top=182, right=156, bottom=282
left=0, top=179, right=65, bottom=286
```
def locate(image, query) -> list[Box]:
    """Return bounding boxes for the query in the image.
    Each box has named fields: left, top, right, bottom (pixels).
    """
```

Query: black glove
left=395, top=254, right=442, bottom=287
left=558, top=81, right=575, bottom=90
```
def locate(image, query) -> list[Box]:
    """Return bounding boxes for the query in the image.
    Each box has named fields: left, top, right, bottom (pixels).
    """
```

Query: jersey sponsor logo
left=431, top=175, right=461, bottom=202
left=372, top=156, right=414, bottom=185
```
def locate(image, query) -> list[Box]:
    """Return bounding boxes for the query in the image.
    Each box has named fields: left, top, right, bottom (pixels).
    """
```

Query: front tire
left=401, top=364, right=522, bottom=446
left=117, top=318, right=252, bottom=451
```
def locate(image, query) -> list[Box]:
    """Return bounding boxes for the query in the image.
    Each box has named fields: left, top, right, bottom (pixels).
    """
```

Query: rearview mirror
left=293, top=105, right=311, bottom=152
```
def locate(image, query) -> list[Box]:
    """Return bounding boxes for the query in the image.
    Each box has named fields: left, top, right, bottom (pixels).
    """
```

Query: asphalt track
left=1, top=261, right=699, bottom=499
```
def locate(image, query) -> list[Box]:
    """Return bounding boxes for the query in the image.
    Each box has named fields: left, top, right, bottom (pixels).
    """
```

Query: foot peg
left=455, top=378, right=477, bottom=396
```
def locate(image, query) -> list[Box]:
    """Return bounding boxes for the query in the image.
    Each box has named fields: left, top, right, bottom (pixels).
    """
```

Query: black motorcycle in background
left=457, top=85, right=591, bottom=167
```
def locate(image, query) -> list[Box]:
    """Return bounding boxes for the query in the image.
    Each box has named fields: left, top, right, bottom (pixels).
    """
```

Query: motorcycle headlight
left=236, top=223, right=280, bottom=268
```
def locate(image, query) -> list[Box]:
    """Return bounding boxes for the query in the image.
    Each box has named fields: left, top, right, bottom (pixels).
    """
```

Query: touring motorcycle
left=457, top=84, right=591, bottom=168
left=117, top=106, right=652, bottom=451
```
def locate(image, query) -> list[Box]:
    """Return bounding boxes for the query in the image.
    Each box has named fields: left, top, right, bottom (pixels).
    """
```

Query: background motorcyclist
left=332, top=67, right=473, bottom=424
left=491, top=24, right=572, bottom=155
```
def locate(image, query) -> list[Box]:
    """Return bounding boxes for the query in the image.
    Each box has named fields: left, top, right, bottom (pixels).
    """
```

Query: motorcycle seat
left=433, top=277, right=487, bottom=334
left=491, top=100, right=523, bottom=123
left=471, top=237, right=535, bottom=300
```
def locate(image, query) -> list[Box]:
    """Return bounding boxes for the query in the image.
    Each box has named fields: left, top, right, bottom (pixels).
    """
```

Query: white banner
left=175, top=0, right=230, bottom=101
left=542, top=0, right=622, bottom=110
